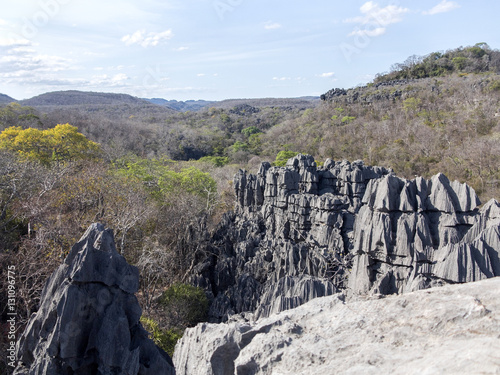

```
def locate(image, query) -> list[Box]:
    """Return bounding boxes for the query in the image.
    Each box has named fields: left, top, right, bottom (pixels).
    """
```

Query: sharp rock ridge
left=14, top=223, right=175, bottom=375
left=190, top=154, right=500, bottom=322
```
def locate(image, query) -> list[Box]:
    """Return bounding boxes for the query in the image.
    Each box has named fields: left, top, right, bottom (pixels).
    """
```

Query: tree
left=274, top=150, right=299, bottom=166
left=242, top=126, right=262, bottom=138
left=0, top=103, right=42, bottom=131
left=452, top=56, right=468, bottom=71
left=0, top=124, right=101, bottom=165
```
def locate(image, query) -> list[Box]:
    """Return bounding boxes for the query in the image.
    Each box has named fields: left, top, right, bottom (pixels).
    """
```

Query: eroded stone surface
left=14, top=223, right=175, bottom=375
left=191, top=154, right=500, bottom=321
left=174, top=277, right=500, bottom=375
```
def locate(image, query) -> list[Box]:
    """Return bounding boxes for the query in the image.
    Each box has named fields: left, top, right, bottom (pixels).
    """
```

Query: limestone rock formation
left=190, top=154, right=500, bottom=322
left=192, top=155, right=392, bottom=321
left=320, top=80, right=414, bottom=104
left=173, top=277, right=500, bottom=375
left=14, top=223, right=175, bottom=375
left=349, top=173, right=499, bottom=295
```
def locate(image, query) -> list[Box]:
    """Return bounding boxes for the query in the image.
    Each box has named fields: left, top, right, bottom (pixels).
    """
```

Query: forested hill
left=0, top=44, right=498, bottom=201
left=20, top=90, right=158, bottom=108
left=374, top=43, right=500, bottom=83
left=211, top=97, right=319, bottom=110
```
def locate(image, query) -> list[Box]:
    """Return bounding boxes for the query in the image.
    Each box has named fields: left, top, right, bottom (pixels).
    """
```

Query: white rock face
left=174, top=277, right=500, bottom=375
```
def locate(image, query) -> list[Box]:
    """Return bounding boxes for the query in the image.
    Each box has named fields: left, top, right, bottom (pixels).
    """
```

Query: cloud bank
left=121, top=30, right=173, bottom=47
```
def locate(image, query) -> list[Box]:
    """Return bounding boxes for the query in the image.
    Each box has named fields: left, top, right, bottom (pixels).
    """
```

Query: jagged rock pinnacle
left=14, top=223, right=175, bottom=375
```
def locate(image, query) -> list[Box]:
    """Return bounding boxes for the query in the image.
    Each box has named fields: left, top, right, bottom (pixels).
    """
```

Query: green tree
left=242, top=126, right=262, bottom=138
left=140, top=317, right=182, bottom=357
left=158, top=166, right=217, bottom=203
left=274, top=150, right=299, bottom=166
left=230, top=141, right=249, bottom=153
left=158, top=283, right=209, bottom=328
left=452, top=56, right=468, bottom=71
left=198, top=155, right=229, bottom=167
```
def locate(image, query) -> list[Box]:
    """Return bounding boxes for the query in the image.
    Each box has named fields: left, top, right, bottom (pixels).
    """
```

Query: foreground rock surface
left=14, top=223, right=175, bottom=375
left=174, top=277, right=500, bottom=375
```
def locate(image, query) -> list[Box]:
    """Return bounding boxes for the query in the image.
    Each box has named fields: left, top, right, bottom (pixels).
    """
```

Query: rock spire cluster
left=191, top=154, right=500, bottom=321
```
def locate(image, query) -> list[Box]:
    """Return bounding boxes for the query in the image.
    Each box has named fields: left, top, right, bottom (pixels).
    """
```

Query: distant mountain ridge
left=211, top=96, right=319, bottom=110
left=145, top=98, right=216, bottom=112
left=143, top=97, right=320, bottom=111
left=19, top=90, right=153, bottom=107
left=0, top=93, right=16, bottom=104
left=1, top=90, right=320, bottom=112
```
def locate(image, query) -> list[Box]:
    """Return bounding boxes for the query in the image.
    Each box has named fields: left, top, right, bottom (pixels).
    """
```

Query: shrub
left=488, top=80, right=500, bottom=92
left=140, top=317, right=183, bottom=357
left=198, top=155, right=229, bottom=167
left=274, top=150, right=299, bottom=166
left=158, top=283, right=209, bottom=328
left=242, top=126, right=262, bottom=137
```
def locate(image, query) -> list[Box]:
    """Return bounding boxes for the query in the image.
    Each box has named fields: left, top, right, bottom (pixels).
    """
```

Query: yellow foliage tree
left=0, top=124, right=101, bottom=165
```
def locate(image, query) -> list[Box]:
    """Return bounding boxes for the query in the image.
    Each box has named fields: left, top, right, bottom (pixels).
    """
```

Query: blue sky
left=1, top=0, right=499, bottom=101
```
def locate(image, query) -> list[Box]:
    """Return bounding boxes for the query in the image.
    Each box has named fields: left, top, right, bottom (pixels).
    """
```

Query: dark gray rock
left=191, top=154, right=500, bottom=321
left=14, top=223, right=175, bottom=375
left=193, top=155, right=393, bottom=321
left=349, top=171, right=499, bottom=295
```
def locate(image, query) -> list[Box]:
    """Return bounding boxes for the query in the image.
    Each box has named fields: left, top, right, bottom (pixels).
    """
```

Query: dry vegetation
left=0, top=43, right=499, bottom=366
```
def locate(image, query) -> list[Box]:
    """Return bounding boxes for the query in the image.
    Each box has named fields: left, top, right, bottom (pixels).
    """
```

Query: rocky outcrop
left=320, top=80, right=415, bottom=104
left=174, top=277, right=500, bottom=375
left=191, top=155, right=393, bottom=321
left=14, top=223, right=175, bottom=375
left=190, top=154, right=500, bottom=322
left=349, top=173, right=500, bottom=295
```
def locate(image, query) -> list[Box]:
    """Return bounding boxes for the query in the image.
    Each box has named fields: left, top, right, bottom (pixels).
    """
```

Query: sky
left=1, top=0, right=499, bottom=101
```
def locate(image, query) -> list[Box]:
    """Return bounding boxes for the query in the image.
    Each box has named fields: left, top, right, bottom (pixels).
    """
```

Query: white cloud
left=273, top=77, right=291, bottom=81
left=423, top=1, right=460, bottom=15
left=264, top=22, right=282, bottom=30
left=318, top=72, right=335, bottom=78
left=90, top=73, right=129, bottom=86
left=0, top=45, right=73, bottom=76
left=0, top=32, right=30, bottom=47
left=345, top=1, right=409, bottom=37
left=197, top=73, right=206, bottom=77
left=0, top=43, right=92, bottom=90
left=121, top=29, right=173, bottom=48
left=174, top=46, right=189, bottom=51
left=349, top=27, right=386, bottom=37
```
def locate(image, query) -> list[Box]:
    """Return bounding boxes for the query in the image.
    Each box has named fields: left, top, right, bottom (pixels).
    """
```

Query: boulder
left=174, top=277, right=500, bottom=375
left=14, top=223, right=175, bottom=375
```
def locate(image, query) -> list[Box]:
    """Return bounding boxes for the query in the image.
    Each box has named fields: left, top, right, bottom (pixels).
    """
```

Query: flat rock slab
left=174, top=277, right=500, bottom=375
